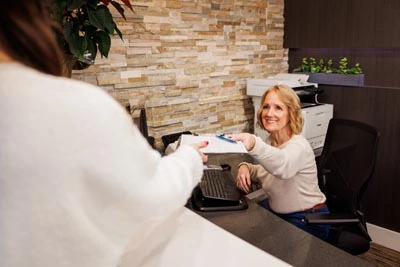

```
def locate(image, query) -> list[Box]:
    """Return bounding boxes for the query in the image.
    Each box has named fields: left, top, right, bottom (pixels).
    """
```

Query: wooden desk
left=187, top=153, right=372, bottom=267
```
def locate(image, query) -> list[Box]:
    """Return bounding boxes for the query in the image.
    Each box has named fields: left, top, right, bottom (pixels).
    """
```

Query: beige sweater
left=241, top=135, right=326, bottom=214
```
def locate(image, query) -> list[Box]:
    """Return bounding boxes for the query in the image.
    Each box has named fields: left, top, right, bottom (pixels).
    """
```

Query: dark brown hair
left=0, top=1, right=63, bottom=76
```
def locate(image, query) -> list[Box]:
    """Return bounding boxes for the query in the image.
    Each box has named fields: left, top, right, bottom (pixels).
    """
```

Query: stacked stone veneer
left=72, top=0, right=288, bottom=148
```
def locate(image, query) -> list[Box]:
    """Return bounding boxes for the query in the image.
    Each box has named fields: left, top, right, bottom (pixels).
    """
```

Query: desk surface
left=121, top=208, right=290, bottom=267
left=188, top=153, right=372, bottom=267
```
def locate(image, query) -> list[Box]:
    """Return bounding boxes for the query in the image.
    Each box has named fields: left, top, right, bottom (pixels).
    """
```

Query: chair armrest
left=321, top=168, right=331, bottom=175
left=305, top=213, right=360, bottom=224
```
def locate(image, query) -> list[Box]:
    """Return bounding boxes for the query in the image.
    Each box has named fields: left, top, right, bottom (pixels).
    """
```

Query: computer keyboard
left=200, top=169, right=241, bottom=202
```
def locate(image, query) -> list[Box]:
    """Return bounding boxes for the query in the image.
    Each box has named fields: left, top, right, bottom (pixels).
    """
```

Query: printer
left=246, top=73, right=333, bottom=150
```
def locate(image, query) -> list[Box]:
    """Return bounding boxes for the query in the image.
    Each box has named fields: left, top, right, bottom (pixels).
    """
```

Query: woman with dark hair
left=0, top=1, right=63, bottom=76
left=231, top=85, right=330, bottom=240
left=0, top=1, right=207, bottom=266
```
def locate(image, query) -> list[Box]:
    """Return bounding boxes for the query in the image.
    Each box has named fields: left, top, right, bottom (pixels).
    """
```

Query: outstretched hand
left=230, top=133, right=256, bottom=151
left=191, top=141, right=209, bottom=163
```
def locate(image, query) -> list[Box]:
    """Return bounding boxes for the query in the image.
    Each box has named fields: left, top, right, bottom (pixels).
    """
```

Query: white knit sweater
left=242, top=135, right=326, bottom=214
left=0, top=63, right=203, bottom=267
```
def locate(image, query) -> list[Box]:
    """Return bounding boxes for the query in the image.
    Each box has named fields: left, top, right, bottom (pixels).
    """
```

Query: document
left=179, top=134, right=248, bottom=154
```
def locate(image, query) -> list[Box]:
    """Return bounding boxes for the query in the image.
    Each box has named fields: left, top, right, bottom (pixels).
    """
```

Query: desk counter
left=189, top=201, right=372, bottom=267
left=189, top=153, right=372, bottom=267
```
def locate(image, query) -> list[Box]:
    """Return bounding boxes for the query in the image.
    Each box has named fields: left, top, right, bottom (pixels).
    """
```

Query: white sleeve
left=72, top=90, right=204, bottom=222
left=248, top=136, right=308, bottom=179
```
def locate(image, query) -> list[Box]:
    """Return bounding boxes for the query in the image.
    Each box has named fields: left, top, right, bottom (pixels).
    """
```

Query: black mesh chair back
left=319, top=118, right=379, bottom=214
left=307, top=118, right=380, bottom=255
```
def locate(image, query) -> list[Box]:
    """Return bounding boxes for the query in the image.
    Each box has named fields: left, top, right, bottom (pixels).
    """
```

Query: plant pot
left=62, top=54, right=92, bottom=77
left=301, top=73, right=365, bottom=87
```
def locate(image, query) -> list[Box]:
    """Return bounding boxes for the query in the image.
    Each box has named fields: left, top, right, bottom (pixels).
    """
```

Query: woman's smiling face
left=261, top=91, right=290, bottom=135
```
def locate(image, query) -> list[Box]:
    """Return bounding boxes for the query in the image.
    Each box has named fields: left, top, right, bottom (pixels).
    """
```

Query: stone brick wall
left=72, top=0, right=288, bottom=148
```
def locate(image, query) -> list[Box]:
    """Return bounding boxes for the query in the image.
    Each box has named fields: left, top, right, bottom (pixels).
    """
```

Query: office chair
left=305, top=118, right=380, bottom=255
left=161, top=131, right=192, bottom=148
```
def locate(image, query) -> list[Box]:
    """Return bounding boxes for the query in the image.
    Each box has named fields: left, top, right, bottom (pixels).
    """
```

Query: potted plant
left=51, top=0, right=133, bottom=75
left=293, top=57, right=364, bottom=86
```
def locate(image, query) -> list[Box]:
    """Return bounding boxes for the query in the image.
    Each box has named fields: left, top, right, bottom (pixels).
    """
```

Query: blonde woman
left=232, top=85, right=330, bottom=240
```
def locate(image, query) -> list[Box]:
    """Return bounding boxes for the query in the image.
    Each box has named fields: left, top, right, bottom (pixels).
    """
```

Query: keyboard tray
left=200, top=169, right=241, bottom=202
left=192, top=168, right=248, bottom=212
left=191, top=187, right=248, bottom=212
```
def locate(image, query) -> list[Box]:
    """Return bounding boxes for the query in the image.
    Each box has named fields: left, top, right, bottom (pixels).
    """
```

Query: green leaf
left=86, top=0, right=99, bottom=9
left=63, top=20, right=87, bottom=59
left=110, top=1, right=126, bottom=20
left=86, top=34, right=98, bottom=61
left=78, top=37, right=88, bottom=61
left=114, top=22, right=123, bottom=40
left=99, top=6, right=115, bottom=33
left=96, top=31, right=111, bottom=57
left=87, top=6, right=105, bottom=31
left=87, top=5, right=115, bottom=33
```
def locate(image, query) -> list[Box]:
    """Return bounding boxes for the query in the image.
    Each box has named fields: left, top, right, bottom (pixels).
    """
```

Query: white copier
left=246, top=73, right=333, bottom=150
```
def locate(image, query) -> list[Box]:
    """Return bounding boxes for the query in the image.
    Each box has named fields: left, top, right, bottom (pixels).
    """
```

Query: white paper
left=179, top=134, right=248, bottom=154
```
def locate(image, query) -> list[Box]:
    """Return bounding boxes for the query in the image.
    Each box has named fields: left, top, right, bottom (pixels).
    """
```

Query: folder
left=179, top=134, right=247, bottom=154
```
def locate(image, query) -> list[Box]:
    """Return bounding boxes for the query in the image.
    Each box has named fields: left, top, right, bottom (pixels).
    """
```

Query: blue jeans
left=259, top=199, right=331, bottom=240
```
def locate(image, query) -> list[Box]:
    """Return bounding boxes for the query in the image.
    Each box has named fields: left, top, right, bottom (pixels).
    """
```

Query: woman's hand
left=230, top=133, right=256, bottom=151
left=236, top=164, right=252, bottom=193
left=191, top=141, right=209, bottom=163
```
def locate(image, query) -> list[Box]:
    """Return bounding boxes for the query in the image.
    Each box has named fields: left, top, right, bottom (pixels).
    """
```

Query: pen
left=216, top=134, right=236, bottom=144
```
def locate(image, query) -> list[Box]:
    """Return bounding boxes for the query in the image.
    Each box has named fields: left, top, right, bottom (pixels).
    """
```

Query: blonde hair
left=256, top=84, right=303, bottom=136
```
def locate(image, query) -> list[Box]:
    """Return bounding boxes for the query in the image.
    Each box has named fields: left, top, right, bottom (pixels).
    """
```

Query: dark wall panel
left=284, top=0, right=400, bottom=232
left=284, top=0, right=400, bottom=48
left=318, top=86, right=400, bottom=232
